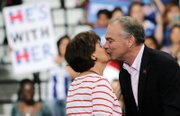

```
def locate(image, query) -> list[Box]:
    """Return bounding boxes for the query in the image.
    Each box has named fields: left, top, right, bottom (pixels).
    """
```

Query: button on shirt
left=123, top=44, right=145, bottom=106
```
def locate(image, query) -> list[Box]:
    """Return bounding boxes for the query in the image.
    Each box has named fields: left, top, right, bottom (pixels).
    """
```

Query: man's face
left=104, top=22, right=130, bottom=61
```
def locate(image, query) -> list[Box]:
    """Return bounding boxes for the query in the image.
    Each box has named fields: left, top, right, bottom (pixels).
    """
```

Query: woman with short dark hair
left=65, top=31, right=122, bottom=116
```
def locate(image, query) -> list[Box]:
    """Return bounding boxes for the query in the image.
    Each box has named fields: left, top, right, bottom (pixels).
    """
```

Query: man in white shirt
left=104, top=16, right=180, bottom=116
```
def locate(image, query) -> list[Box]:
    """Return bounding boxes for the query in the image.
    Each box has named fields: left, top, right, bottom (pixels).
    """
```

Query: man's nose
left=103, top=41, right=109, bottom=49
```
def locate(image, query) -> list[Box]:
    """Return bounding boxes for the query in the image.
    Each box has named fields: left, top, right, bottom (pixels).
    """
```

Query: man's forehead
left=105, top=33, right=113, bottom=41
left=105, top=31, right=110, bottom=39
left=106, top=25, right=120, bottom=34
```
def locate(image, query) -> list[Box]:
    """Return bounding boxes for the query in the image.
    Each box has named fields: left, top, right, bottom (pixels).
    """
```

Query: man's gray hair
left=110, top=16, right=145, bottom=44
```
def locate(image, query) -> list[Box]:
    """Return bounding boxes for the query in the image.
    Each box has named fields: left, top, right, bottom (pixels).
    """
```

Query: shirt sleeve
left=92, top=77, right=119, bottom=116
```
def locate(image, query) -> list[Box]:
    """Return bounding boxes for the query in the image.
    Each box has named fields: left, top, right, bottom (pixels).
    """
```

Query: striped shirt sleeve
left=92, top=77, right=122, bottom=116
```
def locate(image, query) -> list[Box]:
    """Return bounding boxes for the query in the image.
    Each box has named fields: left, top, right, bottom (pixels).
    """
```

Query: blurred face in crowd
left=59, top=38, right=70, bottom=56
left=144, top=38, right=157, bottom=49
left=104, top=22, right=130, bottom=61
left=130, top=4, right=144, bottom=22
left=170, top=26, right=180, bottom=44
left=21, top=83, right=34, bottom=102
left=167, top=6, right=180, bottom=24
left=112, top=10, right=123, bottom=19
left=97, top=14, right=109, bottom=28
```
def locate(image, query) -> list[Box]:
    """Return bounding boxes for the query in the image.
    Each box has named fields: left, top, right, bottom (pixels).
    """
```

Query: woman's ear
left=91, top=53, right=97, bottom=61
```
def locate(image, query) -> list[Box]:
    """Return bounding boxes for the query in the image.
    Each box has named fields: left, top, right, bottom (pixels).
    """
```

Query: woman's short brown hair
left=65, top=31, right=100, bottom=72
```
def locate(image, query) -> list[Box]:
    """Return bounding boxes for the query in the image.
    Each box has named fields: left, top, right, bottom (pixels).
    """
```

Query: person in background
left=11, top=79, right=52, bottom=116
left=56, top=35, right=70, bottom=66
left=163, top=3, right=180, bottom=46
left=84, top=9, right=111, bottom=29
left=111, top=7, right=124, bottom=19
left=55, top=35, right=77, bottom=78
left=65, top=31, right=122, bottom=116
left=169, top=24, right=180, bottom=63
left=153, top=0, right=165, bottom=15
left=144, top=36, right=159, bottom=49
left=47, top=35, right=72, bottom=116
left=104, top=16, right=180, bottom=116
left=111, top=79, right=125, bottom=114
left=96, top=9, right=111, bottom=28
left=161, top=24, right=180, bottom=64
left=129, top=1, right=163, bottom=44
left=93, top=9, right=112, bottom=46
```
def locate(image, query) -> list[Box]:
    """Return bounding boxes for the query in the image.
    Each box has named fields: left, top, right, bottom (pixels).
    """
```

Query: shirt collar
left=123, top=44, right=145, bottom=74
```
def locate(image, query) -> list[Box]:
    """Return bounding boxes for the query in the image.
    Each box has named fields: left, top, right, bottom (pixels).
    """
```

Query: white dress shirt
left=123, top=44, right=145, bottom=106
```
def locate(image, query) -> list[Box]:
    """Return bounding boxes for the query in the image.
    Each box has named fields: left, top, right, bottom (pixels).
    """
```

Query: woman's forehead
left=23, top=83, right=33, bottom=90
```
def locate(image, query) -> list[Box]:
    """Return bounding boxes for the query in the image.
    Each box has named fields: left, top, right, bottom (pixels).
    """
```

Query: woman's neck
left=20, top=100, right=40, bottom=114
left=24, top=100, right=35, bottom=106
left=77, top=62, right=107, bottom=77
left=89, top=62, right=107, bottom=76
left=78, top=68, right=103, bottom=77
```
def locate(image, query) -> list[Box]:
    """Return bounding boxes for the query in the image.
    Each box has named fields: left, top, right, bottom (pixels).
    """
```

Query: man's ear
left=127, top=36, right=135, bottom=48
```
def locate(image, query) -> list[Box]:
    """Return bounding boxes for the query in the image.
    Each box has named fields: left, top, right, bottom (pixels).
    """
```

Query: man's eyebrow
left=105, top=37, right=113, bottom=40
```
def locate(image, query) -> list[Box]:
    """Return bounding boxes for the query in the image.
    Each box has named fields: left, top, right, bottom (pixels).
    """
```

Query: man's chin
left=107, top=53, right=117, bottom=60
left=109, top=56, right=116, bottom=60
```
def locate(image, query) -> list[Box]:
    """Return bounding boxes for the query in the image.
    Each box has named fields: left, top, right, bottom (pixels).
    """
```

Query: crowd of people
left=85, top=1, right=180, bottom=64
left=9, top=0, right=180, bottom=116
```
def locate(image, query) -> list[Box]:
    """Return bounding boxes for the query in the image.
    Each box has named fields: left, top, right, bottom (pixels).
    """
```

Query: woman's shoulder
left=12, top=101, right=20, bottom=109
left=39, top=101, right=52, bottom=116
left=11, top=102, right=21, bottom=116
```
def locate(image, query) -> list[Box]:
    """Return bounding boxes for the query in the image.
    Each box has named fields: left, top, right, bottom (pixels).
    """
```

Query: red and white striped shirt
left=66, top=73, right=122, bottom=116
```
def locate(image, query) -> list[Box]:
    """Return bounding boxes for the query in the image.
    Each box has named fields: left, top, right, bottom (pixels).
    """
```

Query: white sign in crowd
left=3, top=2, right=57, bottom=74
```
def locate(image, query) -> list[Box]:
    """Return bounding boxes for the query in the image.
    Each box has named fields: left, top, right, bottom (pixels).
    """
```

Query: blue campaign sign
left=3, top=2, right=57, bottom=74
left=87, top=0, right=131, bottom=23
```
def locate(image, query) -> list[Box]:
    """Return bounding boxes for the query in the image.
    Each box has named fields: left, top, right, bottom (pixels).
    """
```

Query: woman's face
left=21, top=83, right=34, bottom=102
left=170, top=27, right=180, bottom=44
left=93, top=42, right=110, bottom=64
left=167, top=6, right=180, bottom=24
left=59, top=38, right=70, bottom=56
left=130, top=4, right=144, bottom=22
